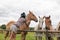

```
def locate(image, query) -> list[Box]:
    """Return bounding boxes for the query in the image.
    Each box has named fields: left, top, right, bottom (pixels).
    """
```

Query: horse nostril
left=36, top=20, right=38, bottom=22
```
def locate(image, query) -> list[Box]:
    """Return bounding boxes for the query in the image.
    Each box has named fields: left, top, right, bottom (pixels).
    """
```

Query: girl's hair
left=21, top=12, right=26, bottom=18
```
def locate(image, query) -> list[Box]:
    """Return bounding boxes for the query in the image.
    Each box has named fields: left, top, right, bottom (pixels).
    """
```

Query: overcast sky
left=0, top=0, right=60, bottom=28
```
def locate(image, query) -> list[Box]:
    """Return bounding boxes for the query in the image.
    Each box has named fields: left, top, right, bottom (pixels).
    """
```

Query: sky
left=0, top=0, right=60, bottom=29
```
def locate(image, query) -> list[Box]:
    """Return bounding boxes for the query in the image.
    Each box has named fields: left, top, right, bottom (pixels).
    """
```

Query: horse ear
left=38, top=16, right=40, bottom=18
left=49, top=15, right=50, bottom=18
left=29, top=11, right=31, bottom=13
left=43, top=16, right=44, bottom=19
left=43, top=16, right=45, bottom=18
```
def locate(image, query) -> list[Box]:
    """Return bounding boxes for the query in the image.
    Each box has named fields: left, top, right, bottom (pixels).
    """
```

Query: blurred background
left=0, top=0, right=60, bottom=29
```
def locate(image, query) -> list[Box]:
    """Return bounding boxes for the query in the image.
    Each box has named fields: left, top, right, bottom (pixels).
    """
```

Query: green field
left=0, top=32, right=57, bottom=40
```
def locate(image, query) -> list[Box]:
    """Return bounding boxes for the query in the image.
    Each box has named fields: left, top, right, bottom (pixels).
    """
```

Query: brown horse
left=44, top=15, right=53, bottom=40
left=6, top=21, right=15, bottom=30
left=44, top=16, right=53, bottom=30
left=4, top=11, right=38, bottom=40
left=4, top=21, right=16, bottom=40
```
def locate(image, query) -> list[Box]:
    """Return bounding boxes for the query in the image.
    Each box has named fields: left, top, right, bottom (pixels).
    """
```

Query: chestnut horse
left=6, top=21, right=15, bottom=30
left=34, top=16, right=44, bottom=40
left=4, top=11, right=38, bottom=40
left=44, top=16, right=53, bottom=40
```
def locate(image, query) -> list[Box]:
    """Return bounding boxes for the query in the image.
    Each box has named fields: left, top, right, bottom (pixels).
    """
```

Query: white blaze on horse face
left=34, top=17, right=44, bottom=30
left=39, top=17, right=44, bottom=28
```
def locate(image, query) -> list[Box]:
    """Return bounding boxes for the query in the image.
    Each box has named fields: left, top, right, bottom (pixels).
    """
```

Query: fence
left=0, top=29, right=60, bottom=40
left=0, top=29, right=60, bottom=32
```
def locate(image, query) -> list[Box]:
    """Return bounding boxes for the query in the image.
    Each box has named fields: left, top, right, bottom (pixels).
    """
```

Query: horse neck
left=26, top=15, right=31, bottom=26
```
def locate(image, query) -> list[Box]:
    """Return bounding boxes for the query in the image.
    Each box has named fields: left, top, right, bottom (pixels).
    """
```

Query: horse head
left=38, top=16, right=44, bottom=28
left=44, top=15, right=52, bottom=30
left=27, top=11, right=38, bottom=22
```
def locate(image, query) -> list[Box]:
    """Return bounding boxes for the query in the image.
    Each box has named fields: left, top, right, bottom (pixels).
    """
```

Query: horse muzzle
left=35, top=19, right=38, bottom=22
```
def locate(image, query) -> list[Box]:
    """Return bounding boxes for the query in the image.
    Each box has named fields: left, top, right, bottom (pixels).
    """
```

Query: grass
left=0, top=32, right=57, bottom=40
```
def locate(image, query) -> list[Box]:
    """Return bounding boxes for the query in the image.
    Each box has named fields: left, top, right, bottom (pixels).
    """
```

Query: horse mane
left=26, top=11, right=32, bottom=18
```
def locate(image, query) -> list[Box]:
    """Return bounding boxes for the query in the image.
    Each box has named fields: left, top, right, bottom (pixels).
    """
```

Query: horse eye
left=33, top=15, right=34, bottom=16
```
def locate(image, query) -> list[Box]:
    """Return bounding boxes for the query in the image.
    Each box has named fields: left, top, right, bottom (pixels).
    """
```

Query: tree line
left=0, top=24, right=34, bottom=30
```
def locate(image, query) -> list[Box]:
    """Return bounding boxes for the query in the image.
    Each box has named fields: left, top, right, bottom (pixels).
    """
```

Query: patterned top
left=14, top=17, right=26, bottom=27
